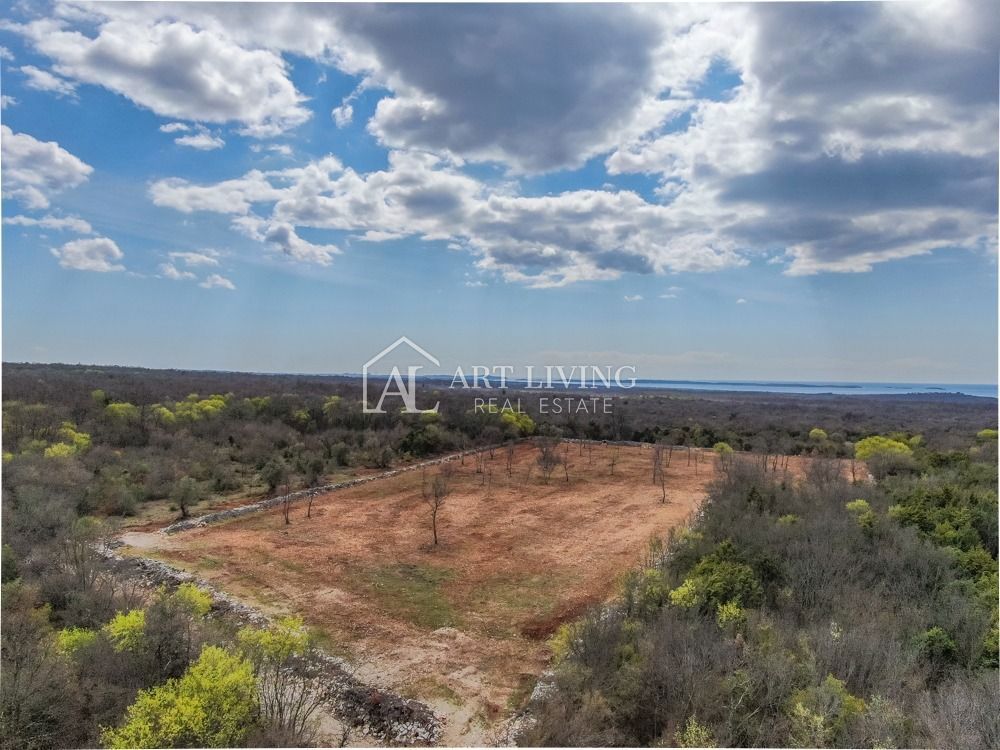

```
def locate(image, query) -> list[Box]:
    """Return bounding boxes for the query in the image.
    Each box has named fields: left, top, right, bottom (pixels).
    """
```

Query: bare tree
left=422, top=466, right=453, bottom=546
left=505, top=442, right=515, bottom=477
left=537, top=438, right=561, bottom=483
left=651, top=444, right=664, bottom=484
left=609, top=446, right=620, bottom=476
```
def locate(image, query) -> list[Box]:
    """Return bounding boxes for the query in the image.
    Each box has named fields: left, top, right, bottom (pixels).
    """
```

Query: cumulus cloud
left=151, top=150, right=744, bottom=285
left=159, top=122, right=190, bottom=133
left=4, top=214, right=93, bottom=233
left=51, top=236, right=124, bottom=272
left=607, top=0, right=998, bottom=275
left=37, top=0, right=996, bottom=280
left=5, top=12, right=310, bottom=136
left=330, top=4, right=671, bottom=172
left=1, top=125, right=93, bottom=208
left=1, top=95, right=16, bottom=109
left=199, top=273, right=236, bottom=290
left=20, top=65, right=77, bottom=97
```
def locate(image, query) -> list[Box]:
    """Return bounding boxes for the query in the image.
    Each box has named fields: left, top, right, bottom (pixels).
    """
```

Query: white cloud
left=624, top=294, right=643, bottom=302
left=0, top=45, right=13, bottom=60
left=199, top=273, right=236, bottom=290
left=4, top=214, right=93, bottom=233
left=67, top=1, right=995, bottom=279
left=659, top=293, right=678, bottom=299
left=249, top=143, right=293, bottom=156
left=158, top=262, right=196, bottom=281
left=736, top=298, right=747, bottom=304
left=51, top=236, right=124, bottom=272
left=174, top=131, right=225, bottom=150
left=7, top=14, right=310, bottom=136
left=169, top=250, right=220, bottom=267
left=332, top=102, right=353, bottom=128
left=1, top=95, right=16, bottom=109
left=233, top=216, right=340, bottom=265
left=1, top=125, right=93, bottom=208
left=150, top=151, right=744, bottom=284
left=19, top=64, right=77, bottom=97
left=159, top=122, right=190, bottom=133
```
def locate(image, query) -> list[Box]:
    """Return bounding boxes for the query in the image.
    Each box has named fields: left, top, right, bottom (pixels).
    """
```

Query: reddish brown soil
left=131, top=444, right=825, bottom=744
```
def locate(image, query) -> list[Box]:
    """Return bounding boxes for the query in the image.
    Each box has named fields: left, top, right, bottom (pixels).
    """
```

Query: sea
left=629, top=380, right=998, bottom=398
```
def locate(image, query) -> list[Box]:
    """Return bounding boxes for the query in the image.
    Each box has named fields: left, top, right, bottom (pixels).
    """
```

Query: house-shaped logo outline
left=362, top=336, right=440, bottom=413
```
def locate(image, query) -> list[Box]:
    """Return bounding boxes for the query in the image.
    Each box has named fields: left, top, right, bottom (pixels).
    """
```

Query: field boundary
left=160, top=442, right=518, bottom=534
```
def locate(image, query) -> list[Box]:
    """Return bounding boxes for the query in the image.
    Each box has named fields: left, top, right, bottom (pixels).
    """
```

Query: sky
left=0, top=1, right=997, bottom=383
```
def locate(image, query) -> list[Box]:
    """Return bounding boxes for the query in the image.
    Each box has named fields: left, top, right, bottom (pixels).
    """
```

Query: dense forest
left=1, top=363, right=996, bottom=748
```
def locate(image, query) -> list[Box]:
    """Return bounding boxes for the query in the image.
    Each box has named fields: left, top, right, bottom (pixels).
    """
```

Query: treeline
left=522, top=438, right=999, bottom=747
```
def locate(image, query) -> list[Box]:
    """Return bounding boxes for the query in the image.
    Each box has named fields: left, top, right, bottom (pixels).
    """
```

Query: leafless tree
left=536, top=435, right=561, bottom=483
left=505, top=442, right=515, bottom=477
left=422, top=466, right=453, bottom=546
left=609, top=446, right=620, bottom=476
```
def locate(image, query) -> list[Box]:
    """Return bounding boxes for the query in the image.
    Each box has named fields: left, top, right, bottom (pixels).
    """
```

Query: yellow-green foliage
left=669, top=541, right=762, bottom=611
left=151, top=405, right=177, bottom=425
left=808, top=428, right=828, bottom=442
left=499, top=407, right=535, bottom=435
left=102, top=645, right=258, bottom=749
left=104, top=609, right=146, bottom=652
left=322, top=395, right=342, bottom=419
left=174, top=394, right=228, bottom=421
left=713, top=441, right=734, bottom=455
left=42, top=421, right=93, bottom=458
left=846, top=500, right=877, bottom=532
left=56, top=626, right=98, bottom=656
left=245, top=396, right=271, bottom=415
left=105, top=402, right=140, bottom=422
left=716, top=600, right=747, bottom=632
left=549, top=622, right=577, bottom=663
left=236, top=616, right=311, bottom=664
left=854, top=436, right=912, bottom=461
left=2, top=451, right=13, bottom=463
left=170, top=583, right=212, bottom=618
left=845, top=499, right=871, bottom=514
left=788, top=674, right=865, bottom=746
left=777, top=514, right=799, bottom=525
left=976, top=428, right=998, bottom=442
left=676, top=715, right=715, bottom=748
left=630, top=568, right=670, bottom=616
left=43, top=442, right=76, bottom=459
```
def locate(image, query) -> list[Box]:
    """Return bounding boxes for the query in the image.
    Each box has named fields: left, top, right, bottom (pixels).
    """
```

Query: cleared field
left=129, top=443, right=820, bottom=744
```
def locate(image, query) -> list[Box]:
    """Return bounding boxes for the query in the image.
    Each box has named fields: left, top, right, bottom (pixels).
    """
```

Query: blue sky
left=1, top=2, right=997, bottom=382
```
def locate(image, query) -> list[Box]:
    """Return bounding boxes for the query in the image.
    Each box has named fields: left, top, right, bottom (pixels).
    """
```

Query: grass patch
left=468, top=574, right=562, bottom=637
left=349, top=563, right=459, bottom=629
